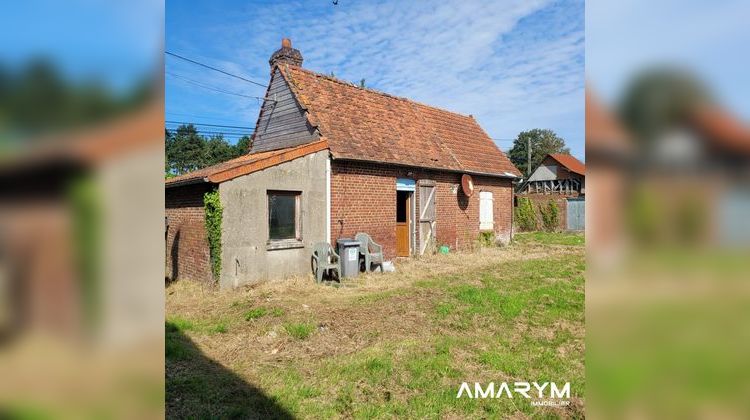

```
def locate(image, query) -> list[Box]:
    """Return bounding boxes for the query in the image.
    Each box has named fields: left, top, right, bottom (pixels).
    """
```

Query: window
left=268, top=191, right=301, bottom=242
left=479, top=191, right=493, bottom=230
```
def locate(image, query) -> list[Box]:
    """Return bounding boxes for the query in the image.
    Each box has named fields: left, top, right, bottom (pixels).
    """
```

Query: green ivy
left=204, top=190, right=223, bottom=281
left=539, top=199, right=560, bottom=232
left=514, top=197, right=537, bottom=231
left=68, top=176, right=101, bottom=333
left=478, top=231, right=495, bottom=247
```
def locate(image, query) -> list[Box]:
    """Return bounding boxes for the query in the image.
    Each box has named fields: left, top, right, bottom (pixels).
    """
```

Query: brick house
left=165, top=39, right=521, bottom=288
left=515, top=153, right=586, bottom=231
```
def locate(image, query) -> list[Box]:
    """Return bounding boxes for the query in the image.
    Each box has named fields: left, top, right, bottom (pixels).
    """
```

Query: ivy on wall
left=204, top=190, right=223, bottom=281
left=514, top=197, right=537, bottom=232
left=69, top=176, right=101, bottom=333
left=539, top=199, right=560, bottom=232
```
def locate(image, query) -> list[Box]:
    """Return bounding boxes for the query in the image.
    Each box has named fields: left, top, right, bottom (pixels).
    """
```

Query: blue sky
left=587, top=0, right=750, bottom=119
left=166, top=0, right=585, bottom=160
left=0, top=1, right=161, bottom=91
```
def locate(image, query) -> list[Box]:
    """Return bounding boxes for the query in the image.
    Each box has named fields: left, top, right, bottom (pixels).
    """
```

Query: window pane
left=269, top=194, right=296, bottom=239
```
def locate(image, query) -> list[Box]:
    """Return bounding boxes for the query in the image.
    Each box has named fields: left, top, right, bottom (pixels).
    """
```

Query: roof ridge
left=284, top=65, right=474, bottom=119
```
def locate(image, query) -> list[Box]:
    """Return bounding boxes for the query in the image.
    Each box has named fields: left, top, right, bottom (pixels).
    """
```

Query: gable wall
left=250, top=68, right=318, bottom=153
left=218, top=150, right=328, bottom=288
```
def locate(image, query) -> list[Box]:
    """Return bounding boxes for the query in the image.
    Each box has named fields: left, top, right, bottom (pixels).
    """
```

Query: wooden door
left=396, top=191, right=411, bottom=256
left=418, top=183, right=436, bottom=255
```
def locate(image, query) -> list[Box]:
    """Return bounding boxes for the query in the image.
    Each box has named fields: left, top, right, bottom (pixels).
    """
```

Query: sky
left=587, top=0, right=750, bottom=119
left=166, top=0, right=585, bottom=160
left=0, top=1, right=162, bottom=92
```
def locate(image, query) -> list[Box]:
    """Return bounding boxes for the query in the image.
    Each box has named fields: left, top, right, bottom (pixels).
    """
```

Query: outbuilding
left=515, top=153, right=586, bottom=231
left=166, top=39, right=521, bottom=288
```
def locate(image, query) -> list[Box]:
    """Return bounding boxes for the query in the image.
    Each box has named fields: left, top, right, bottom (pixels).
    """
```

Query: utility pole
left=527, top=137, right=532, bottom=177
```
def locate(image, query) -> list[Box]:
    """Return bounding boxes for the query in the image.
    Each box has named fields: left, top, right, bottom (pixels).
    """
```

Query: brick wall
left=521, top=193, right=577, bottom=231
left=330, top=160, right=514, bottom=259
left=165, top=183, right=213, bottom=283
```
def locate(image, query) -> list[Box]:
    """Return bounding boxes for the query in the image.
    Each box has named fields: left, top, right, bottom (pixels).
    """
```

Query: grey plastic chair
left=355, top=232, right=384, bottom=272
left=312, top=242, right=340, bottom=283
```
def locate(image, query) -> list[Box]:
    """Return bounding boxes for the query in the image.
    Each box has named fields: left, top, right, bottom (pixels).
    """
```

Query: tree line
left=165, top=124, right=251, bottom=176
left=165, top=125, right=573, bottom=178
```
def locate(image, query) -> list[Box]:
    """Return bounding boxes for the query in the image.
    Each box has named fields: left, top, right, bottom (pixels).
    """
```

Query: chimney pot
left=269, top=38, right=303, bottom=71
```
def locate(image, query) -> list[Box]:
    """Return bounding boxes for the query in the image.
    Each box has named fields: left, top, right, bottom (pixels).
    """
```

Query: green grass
left=244, top=307, right=267, bottom=320
left=514, top=231, right=585, bottom=246
left=166, top=316, right=228, bottom=335
left=283, top=322, right=315, bottom=340
left=166, top=232, right=585, bottom=418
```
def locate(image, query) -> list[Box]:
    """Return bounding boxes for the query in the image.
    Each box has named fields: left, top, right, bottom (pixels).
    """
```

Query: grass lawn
left=166, top=232, right=585, bottom=419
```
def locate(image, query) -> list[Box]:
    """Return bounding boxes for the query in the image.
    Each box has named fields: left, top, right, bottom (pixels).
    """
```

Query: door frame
left=396, top=178, right=417, bottom=256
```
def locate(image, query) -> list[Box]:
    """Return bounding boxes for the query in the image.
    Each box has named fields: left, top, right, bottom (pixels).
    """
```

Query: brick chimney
left=269, top=38, right=303, bottom=71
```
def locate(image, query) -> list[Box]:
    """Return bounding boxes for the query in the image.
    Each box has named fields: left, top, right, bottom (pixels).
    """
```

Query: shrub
left=539, top=199, right=560, bottom=232
left=515, top=197, right=537, bottom=231
left=478, top=231, right=495, bottom=247
left=204, top=190, right=223, bottom=281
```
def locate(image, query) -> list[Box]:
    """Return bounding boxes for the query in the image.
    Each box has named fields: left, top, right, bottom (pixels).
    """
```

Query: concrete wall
left=218, top=150, right=328, bottom=288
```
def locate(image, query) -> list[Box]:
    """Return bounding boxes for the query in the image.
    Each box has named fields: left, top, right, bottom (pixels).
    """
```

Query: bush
left=539, top=199, right=560, bottom=232
left=204, top=190, right=223, bottom=281
left=515, top=197, right=537, bottom=231
left=478, top=231, right=495, bottom=247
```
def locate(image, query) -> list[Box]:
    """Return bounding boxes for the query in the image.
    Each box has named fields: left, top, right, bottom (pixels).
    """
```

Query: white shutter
left=479, top=191, right=493, bottom=230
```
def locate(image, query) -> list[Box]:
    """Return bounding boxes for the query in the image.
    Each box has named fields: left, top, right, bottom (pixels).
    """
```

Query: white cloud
left=167, top=0, right=584, bottom=158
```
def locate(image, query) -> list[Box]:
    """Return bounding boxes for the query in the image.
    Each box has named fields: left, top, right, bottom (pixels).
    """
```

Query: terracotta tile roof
left=278, top=65, right=521, bottom=177
left=585, top=88, right=633, bottom=154
left=165, top=139, right=328, bottom=187
left=548, top=153, right=585, bottom=176
left=688, top=106, right=750, bottom=156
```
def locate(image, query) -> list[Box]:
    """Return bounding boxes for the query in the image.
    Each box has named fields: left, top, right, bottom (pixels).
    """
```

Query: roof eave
left=331, top=156, right=520, bottom=179
left=165, top=176, right=211, bottom=188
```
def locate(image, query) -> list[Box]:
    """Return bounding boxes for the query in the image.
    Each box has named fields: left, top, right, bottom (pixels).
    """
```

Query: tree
left=167, top=124, right=205, bottom=175
left=619, top=68, right=712, bottom=145
left=234, top=135, right=252, bottom=155
left=507, top=129, right=570, bottom=176
left=165, top=124, right=250, bottom=176
left=204, top=134, right=235, bottom=166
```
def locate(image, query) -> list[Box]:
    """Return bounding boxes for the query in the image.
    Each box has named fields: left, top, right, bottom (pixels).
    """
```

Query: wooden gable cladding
left=250, top=67, right=319, bottom=153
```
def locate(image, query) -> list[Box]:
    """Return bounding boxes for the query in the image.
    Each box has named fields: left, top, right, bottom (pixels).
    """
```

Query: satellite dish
left=461, top=174, right=474, bottom=197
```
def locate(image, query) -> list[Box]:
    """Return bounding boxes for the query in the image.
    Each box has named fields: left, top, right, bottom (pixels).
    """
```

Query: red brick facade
left=330, top=160, right=514, bottom=259
left=165, top=183, right=212, bottom=283
left=522, top=194, right=574, bottom=231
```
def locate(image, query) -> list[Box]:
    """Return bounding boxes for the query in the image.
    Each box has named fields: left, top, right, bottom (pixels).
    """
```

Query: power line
left=166, top=71, right=268, bottom=101
left=165, top=120, right=255, bottom=130
left=165, top=51, right=267, bottom=88
left=166, top=111, right=251, bottom=124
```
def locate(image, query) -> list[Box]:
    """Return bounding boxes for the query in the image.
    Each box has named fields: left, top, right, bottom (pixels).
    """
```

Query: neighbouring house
left=165, top=38, right=521, bottom=289
left=586, top=86, right=750, bottom=253
left=515, top=153, right=586, bottom=231
left=0, top=103, right=163, bottom=342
